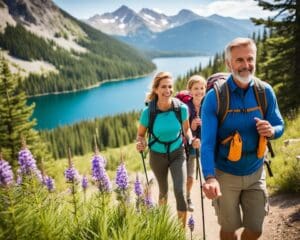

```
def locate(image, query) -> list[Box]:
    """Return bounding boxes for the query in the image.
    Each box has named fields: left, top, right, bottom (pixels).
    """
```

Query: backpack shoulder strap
left=171, top=97, right=183, bottom=124
left=148, top=97, right=183, bottom=134
left=148, top=99, right=157, bottom=135
left=214, top=80, right=230, bottom=125
left=253, top=77, right=267, bottom=118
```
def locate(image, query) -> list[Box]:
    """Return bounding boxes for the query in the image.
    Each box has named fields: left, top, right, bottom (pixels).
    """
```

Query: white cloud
left=194, top=0, right=276, bottom=19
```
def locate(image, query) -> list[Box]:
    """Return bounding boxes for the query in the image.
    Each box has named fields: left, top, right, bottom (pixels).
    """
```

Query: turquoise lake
left=28, top=56, right=211, bottom=130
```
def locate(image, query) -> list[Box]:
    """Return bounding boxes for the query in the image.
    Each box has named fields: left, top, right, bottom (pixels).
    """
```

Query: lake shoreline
left=29, top=56, right=211, bottom=130
left=28, top=71, right=155, bottom=98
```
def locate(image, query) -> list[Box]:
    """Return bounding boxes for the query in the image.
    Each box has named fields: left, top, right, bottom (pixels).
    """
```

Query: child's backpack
left=175, top=90, right=192, bottom=104
left=175, top=90, right=198, bottom=119
left=147, top=97, right=184, bottom=154
left=174, top=90, right=199, bottom=159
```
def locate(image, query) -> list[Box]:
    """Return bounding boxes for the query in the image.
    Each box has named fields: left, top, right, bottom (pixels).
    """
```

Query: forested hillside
left=0, top=2, right=155, bottom=96
left=39, top=111, right=140, bottom=159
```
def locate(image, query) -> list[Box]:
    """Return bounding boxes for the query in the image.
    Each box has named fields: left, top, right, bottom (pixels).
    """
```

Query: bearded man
left=200, top=38, right=284, bottom=240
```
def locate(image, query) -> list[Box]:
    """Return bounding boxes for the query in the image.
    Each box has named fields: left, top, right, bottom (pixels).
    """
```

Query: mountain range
left=86, top=5, right=262, bottom=55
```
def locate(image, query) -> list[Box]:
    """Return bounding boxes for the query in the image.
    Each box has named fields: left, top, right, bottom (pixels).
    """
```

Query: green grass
left=44, top=113, right=300, bottom=194
left=266, top=113, right=300, bottom=194
left=44, top=143, right=148, bottom=191
left=0, top=179, right=186, bottom=240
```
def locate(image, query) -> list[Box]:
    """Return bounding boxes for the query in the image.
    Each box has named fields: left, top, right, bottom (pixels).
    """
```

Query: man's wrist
left=205, top=175, right=216, bottom=181
left=267, top=128, right=275, bottom=139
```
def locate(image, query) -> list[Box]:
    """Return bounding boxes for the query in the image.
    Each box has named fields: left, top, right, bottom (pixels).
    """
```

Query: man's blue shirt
left=200, top=75, right=284, bottom=178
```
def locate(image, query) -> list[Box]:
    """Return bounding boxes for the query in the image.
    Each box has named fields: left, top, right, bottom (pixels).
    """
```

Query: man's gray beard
left=233, top=71, right=255, bottom=84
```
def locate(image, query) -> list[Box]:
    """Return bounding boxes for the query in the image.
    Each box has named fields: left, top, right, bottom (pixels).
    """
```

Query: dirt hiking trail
left=146, top=171, right=300, bottom=240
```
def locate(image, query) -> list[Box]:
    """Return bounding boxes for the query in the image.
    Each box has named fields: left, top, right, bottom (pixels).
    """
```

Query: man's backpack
left=206, top=72, right=267, bottom=125
left=206, top=72, right=274, bottom=176
left=147, top=97, right=184, bottom=154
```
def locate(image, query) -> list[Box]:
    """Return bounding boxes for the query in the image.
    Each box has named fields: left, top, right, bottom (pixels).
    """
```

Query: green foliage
left=39, top=111, right=140, bottom=159
left=0, top=59, right=49, bottom=166
left=252, top=0, right=300, bottom=115
left=43, top=143, right=142, bottom=191
left=0, top=23, right=155, bottom=96
left=267, top=113, right=300, bottom=194
left=174, top=52, right=226, bottom=92
left=0, top=164, right=185, bottom=240
left=0, top=176, right=66, bottom=240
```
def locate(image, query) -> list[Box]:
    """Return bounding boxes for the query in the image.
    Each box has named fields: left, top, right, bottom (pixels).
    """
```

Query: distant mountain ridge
left=86, top=5, right=262, bottom=55
left=0, top=0, right=155, bottom=96
left=86, top=5, right=202, bottom=36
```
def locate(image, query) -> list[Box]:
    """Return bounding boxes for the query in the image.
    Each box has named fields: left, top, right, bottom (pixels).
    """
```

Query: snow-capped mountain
left=86, top=6, right=203, bottom=36
left=138, top=8, right=170, bottom=32
left=87, top=5, right=151, bottom=36
left=86, top=5, right=262, bottom=55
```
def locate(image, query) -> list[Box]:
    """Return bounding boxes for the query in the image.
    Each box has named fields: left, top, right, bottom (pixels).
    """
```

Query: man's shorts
left=212, top=166, right=269, bottom=232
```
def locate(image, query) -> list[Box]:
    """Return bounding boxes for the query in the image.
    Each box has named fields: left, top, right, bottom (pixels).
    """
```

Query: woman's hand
left=136, top=136, right=147, bottom=152
left=191, top=117, right=201, bottom=131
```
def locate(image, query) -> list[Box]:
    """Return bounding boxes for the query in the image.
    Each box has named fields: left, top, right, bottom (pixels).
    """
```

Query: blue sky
left=53, top=0, right=275, bottom=19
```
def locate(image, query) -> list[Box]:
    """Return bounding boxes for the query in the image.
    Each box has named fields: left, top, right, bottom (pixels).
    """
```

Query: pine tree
left=0, top=59, right=49, bottom=166
left=252, top=0, right=300, bottom=115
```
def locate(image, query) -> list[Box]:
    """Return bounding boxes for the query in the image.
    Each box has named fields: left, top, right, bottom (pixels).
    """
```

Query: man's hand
left=203, top=177, right=222, bottom=199
left=254, top=117, right=275, bottom=138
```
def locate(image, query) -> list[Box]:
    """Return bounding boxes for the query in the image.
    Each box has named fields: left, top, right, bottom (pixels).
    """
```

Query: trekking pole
left=196, top=165, right=199, bottom=180
left=140, top=151, right=149, bottom=186
left=267, top=140, right=275, bottom=158
left=196, top=149, right=206, bottom=240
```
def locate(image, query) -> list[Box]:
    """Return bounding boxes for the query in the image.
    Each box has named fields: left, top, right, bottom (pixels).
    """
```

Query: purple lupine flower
left=100, top=171, right=112, bottom=192
left=64, top=165, right=79, bottom=183
left=115, top=163, right=129, bottom=191
left=143, top=186, right=154, bottom=208
left=18, top=148, right=38, bottom=175
left=188, top=215, right=195, bottom=232
left=144, top=194, right=154, bottom=208
left=91, top=154, right=111, bottom=192
left=0, top=159, right=14, bottom=187
left=91, top=154, right=104, bottom=181
left=134, top=175, right=143, bottom=197
left=82, top=175, right=88, bottom=191
left=91, top=154, right=106, bottom=170
left=44, top=176, right=55, bottom=192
